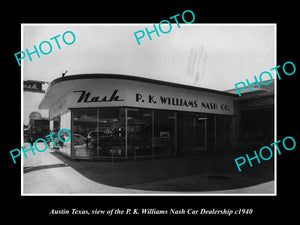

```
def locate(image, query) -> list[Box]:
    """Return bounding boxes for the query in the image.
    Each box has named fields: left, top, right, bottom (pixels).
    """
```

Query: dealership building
left=38, top=74, right=274, bottom=161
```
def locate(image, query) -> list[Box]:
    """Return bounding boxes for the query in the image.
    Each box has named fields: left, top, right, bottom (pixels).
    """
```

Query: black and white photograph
left=4, top=5, right=298, bottom=220
left=21, top=24, right=276, bottom=195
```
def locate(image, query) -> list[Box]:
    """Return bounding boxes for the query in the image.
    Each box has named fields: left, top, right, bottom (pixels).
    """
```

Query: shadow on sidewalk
left=50, top=151, right=274, bottom=193
left=24, top=163, right=69, bottom=174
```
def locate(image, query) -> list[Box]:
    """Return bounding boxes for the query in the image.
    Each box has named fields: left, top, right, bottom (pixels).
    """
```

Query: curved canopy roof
left=39, top=73, right=237, bottom=110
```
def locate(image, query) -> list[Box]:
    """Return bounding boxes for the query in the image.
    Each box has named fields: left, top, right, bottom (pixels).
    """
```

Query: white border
left=21, top=23, right=277, bottom=196
left=274, top=24, right=277, bottom=196
left=21, top=23, right=24, bottom=195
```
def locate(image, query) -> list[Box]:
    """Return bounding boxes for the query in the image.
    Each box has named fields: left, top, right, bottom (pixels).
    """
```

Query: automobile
left=45, top=132, right=61, bottom=148
left=86, top=131, right=100, bottom=149
left=45, top=131, right=71, bottom=148
left=86, top=131, right=109, bottom=147
left=86, top=131, right=123, bottom=156
left=73, top=133, right=85, bottom=145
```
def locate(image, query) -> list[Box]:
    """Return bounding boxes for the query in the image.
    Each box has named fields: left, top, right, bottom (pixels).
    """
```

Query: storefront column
left=152, top=110, right=154, bottom=160
left=174, top=112, right=177, bottom=156
left=96, top=109, right=99, bottom=158
left=125, top=108, right=128, bottom=159
left=232, top=100, right=241, bottom=152
left=204, top=117, right=207, bottom=150
left=70, top=110, right=73, bottom=157
left=214, top=115, right=217, bottom=152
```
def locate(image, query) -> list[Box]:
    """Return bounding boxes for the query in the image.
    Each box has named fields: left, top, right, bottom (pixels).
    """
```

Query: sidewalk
left=23, top=143, right=274, bottom=194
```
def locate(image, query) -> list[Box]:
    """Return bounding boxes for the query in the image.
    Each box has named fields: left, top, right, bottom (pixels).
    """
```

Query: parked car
left=45, top=131, right=71, bottom=148
left=72, top=133, right=85, bottom=145
left=45, top=133, right=61, bottom=148
left=86, top=131, right=123, bottom=156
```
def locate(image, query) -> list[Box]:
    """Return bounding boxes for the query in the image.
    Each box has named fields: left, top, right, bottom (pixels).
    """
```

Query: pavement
left=23, top=142, right=275, bottom=195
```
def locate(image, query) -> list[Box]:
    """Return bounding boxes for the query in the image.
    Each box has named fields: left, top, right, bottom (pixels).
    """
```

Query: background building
left=27, top=111, right=49, bottom=140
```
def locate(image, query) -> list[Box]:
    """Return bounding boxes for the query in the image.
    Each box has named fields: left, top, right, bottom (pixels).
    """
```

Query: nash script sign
left=24, top=80, right=45, bottom=93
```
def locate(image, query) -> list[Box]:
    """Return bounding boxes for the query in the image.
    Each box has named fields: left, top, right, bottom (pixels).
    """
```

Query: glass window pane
left=216, top=115, right=234, bottom=152
left=154, top=110, right=175, bottom=156
left=127, top=108, right=152, bottom=157
left=97, top=108, right=125, bottom=158
left=72, top=109, right=97, bottom=158
left=59, top=111, right=71, bottom=156
left=188, top=114, right=206, bottom=149
left=177, top=112, right=207, bottom=155
left=206, top=114, right=215, bottom=152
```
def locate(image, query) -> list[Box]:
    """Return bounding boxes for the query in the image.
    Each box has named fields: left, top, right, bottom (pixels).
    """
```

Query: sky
left=22, top=24, right=275, bottom=124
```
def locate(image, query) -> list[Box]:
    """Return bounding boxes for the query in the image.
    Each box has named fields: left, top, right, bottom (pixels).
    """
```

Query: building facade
left=38, top=74, right=260, bottom=161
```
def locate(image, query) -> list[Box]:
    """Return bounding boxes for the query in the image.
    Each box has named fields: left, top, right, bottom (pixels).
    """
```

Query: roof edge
left=49, top=73, right=238, bottom=97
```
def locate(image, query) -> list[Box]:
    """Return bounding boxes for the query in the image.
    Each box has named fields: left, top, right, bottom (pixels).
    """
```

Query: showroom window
left=59, top=111, right=71, bottom=155
left=72, top=109, right=97, bottom=158
left=153, top=110, right=176, bottom=156
left=97, top=108, right=125, bottom=158
left=72, top=108, right=125, bottom=159
left=70, top=107, right=234, bottom=160
left=177, top=112, right=207, bottom=155
left=127, top=108, right=153, bottom=158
